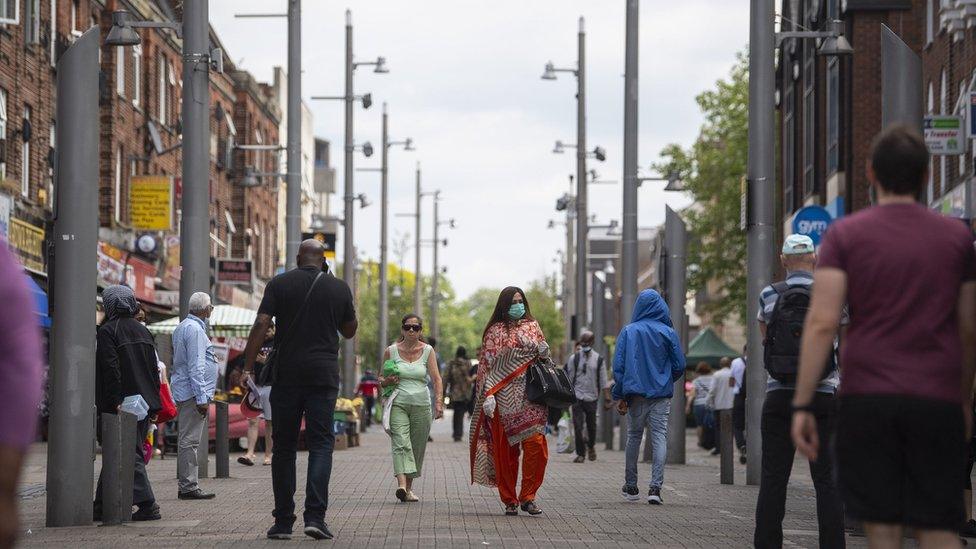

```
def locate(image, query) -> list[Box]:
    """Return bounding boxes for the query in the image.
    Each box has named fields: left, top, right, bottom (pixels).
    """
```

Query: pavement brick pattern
left=17, top=412, right=868, bottom=548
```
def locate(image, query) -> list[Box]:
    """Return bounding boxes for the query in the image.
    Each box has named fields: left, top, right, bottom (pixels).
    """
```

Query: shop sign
left=97, top=242, right=126, bottom=287
left=216, top=259, right=252, bottom=285
left=127, top=255, right=157, bottom=303
left=924, top=115, right=965, bottom=155
left=130, top=176, right=174, bottom=231
left=9, top=218, right=45, bottom=273
left=162, top=235, right=181, bottom=289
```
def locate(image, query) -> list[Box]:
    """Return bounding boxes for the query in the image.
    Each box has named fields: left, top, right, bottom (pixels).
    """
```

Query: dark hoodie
left=611, top=289, right=686, bottom=401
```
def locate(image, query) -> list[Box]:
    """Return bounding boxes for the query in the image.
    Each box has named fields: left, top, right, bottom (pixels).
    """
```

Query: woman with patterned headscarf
left=469, top=286, right=551, bottom=517
left=93, top=285, right=162, bottom=522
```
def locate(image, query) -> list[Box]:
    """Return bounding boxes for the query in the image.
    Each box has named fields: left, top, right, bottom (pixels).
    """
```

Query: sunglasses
left=402, top=324, right=423, bottom=332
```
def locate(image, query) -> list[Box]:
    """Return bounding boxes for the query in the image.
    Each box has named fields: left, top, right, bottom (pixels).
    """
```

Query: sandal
left=395, top=487, right=408, bottom=502
left=520, top=501, right=543, bottom=515
left=262, top=457, right=272, bottom=466
left=237, top=456, right=254, bottom=466
left=404, top=490, right=419, bottom=502
left=504, top=504, right=519, bottom=516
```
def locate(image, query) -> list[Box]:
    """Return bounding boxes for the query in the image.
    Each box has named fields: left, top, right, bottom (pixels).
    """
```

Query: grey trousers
left=177, top=399, right=207, bottom=493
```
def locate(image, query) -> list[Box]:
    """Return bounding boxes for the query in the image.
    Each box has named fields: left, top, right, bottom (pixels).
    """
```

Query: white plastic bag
left=121, top=394, right=149, bottom=421
left=555, top=415, right=574, bottom=454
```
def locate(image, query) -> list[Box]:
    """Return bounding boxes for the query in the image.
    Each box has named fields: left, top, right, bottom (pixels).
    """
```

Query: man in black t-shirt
left=242, top=239, right=357, bottom=541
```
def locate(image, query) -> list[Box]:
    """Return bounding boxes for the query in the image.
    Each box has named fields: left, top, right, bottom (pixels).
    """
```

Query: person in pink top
left=792, top=125, right=976, bottom=549
left=0, top=240, right=44, bottom=548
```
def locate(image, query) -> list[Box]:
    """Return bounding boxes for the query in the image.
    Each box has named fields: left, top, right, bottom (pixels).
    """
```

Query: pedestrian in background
left=471, top=287, right=551, bottom=516
left=754, top=234, right=844, bottom=549
left=706, top=357, right=735, bottom=457
left=613, top=289, right=685, bottom=505
left=565, top=330, right=611, bottom=463
left=356, top=370, right=380, bottom=430
left=240, top=324, right=275, bottom=467
left=171, top=292, right=217, bottom=501
left=792, top=125, right=976, bottom=548
left=686, top=362, right=714, bottom=449
left=0, top=242, right=45, bottom=545
left=730, top=348, right=747, bottom=464
left=444, top=346, right=475, bottom=442
left=94, top=285, right=162, bottom=521
left=242, top=239, right=357, bottom=541
left=380, top=314, right=443, bottom=502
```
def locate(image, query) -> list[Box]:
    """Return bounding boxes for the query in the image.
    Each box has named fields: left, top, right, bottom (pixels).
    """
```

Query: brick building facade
left=0, top=0, right=281, bottom=314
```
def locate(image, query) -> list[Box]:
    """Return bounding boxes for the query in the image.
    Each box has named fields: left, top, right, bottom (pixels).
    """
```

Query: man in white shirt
left=706, top=357, right=735, bottom=457
left=730, top=350, right=747, bottom=463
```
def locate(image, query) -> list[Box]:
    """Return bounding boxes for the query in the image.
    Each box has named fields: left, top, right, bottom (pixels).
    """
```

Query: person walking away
left=706, top=357, right=735, bottom=457
left=171, top=292, right=218, bottom=501
left=242, top=239, right=358, bottom=541
left=613, top=289, right=685, bottom=505
left=94, top=285, right=163, bottom=521
left=566, top=330, right=612, bottom=463
left=380, top=314, right=444, bottom=502
left=686, top=363, right=715, bottom=449
left=754, top=234, right=845, bottom=549
left=0, top=242, right=44, bottom=545
left=730, top=349, right=747, bottom=464
left=355, top=370, right=380, bottom=429
left=240, top=325, right=275, bottom=467
left=792, top=125, right=976, bottom=549
left=470, top=287, right=551, bottom=516
left=444, top=346, right=475, bottom=442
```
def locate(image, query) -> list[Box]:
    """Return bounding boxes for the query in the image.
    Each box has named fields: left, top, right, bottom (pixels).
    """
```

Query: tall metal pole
left=284, top=0, right=302, bottom=269
left=431, top=193, right=441, bottom=341
left=46, top=27, right=98, bottom=528
left=565, top=196, right=575, bottom=358
left=378, top=104, right=390, bottom=364
left=745, top=0, right=776, bottom=486
left=414, top=163, right=422, bottom=315
left=591, top=272, right=606, bottom=444
left=621, top=0, right=639, bottom=323
left=341, top=10, right=356, bottom=396
left=664, top=206, right=687, bottom=464
left=575, top=17, right=588, bottom=336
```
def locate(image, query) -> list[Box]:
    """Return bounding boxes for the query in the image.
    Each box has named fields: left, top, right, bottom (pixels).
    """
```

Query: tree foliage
left=655, top=52, right=749, bottom=323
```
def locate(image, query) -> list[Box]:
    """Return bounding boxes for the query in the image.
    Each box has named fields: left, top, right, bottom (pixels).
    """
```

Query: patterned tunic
left=469, top=319, right=549, bottom=487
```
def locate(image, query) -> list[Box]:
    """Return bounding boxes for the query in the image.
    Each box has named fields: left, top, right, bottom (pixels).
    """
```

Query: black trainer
left=963, top=519, right=976, bottom=538
left=622, top=485, right=640, bottom=502
left=267, top=523, right=293, bottom=540
left=304, top=520, right=334, bottom=540
left=178, top=489, right=216, bottom=500
left=647, top=486, right=663, bottom=505
left=131, top=503, right=161, bottom=521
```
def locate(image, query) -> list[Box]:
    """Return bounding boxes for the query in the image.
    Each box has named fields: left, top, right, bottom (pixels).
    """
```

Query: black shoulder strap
left=571, top=352, right=581, bottom=387
left=275, top=272, right=323, bottom=353
left=771, top=281, right=791, bottom=295
left=595, top=355, right=604, bottom=395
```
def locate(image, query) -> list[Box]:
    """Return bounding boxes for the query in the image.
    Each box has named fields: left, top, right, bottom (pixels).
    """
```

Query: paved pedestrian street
left=17, top=413, right=868, bottom=548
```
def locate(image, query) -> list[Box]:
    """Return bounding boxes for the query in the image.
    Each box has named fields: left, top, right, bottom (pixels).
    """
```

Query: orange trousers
left=490, top=413, right=548, bottom=505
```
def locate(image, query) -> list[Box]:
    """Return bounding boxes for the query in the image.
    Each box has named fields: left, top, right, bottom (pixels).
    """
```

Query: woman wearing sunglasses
left=470, top=287, right=551, bottom=516
left=380, top=313, right=444, bottom=502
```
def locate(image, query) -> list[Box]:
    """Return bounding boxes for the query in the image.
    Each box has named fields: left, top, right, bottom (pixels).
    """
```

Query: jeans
left=572, top=400, right=598, bottom=456
left=95, top=417, right=155, bottom=510
left=176, top=399, right=207, bottom=493
left=270, top=384, right=337, bottom=526
left=624, top=396, right=670, bottom=489
left=362, top=396, right=375, bottom=427
left=450, top=400, right=469, bottom=441
left=754, top=390, right=844, bottom=549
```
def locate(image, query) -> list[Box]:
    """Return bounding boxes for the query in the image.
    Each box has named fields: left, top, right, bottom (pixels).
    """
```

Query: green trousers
left=389, top=400, right=432, bottom=478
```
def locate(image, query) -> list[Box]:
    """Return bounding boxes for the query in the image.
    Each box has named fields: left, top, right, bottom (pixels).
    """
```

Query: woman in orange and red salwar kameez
left=470, top=286, right=552, bottom=516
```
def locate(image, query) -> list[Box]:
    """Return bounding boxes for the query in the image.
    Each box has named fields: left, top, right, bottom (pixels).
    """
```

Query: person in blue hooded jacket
left=612, top=289, right=685, bottom=505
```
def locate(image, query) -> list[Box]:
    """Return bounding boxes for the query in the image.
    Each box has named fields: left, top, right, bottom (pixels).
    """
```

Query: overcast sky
left=209, top=1, right=750, bottom=298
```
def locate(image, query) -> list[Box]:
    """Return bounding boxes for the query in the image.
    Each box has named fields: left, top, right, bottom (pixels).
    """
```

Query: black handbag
left=257, top=272, right=323, bottom=386
left=525, top=358, right=577, bottom=409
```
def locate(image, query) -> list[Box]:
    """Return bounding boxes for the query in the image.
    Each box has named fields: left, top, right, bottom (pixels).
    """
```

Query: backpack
left=763, top=281, right=833, bottom=384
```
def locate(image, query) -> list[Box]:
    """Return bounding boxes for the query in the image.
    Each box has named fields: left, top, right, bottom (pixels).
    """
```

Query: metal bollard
left=197, top=406, right=209, bottom=479
left=119, top=412, right=137, bottom=522
left=602, top=397, right=614, bottom=451
left=720, top=409, right=734, bottom=485
left=215, top=401, right=229, bottom=479
left=100, top=413, right=122, bottom=526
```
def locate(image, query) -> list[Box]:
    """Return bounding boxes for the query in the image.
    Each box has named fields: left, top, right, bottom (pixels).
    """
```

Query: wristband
left=791, top=402, right=815, bottom=413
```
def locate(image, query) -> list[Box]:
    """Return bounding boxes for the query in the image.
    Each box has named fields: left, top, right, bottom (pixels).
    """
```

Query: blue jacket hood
left=612, top=290, right=685, bottom=401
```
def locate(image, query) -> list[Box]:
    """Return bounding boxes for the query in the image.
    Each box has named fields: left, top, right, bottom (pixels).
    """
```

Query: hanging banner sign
left=130, top=176, right=174, bottom=231
left=924, top=115, right=965, bottom=155
left=9, top=218, right=45, bottom=273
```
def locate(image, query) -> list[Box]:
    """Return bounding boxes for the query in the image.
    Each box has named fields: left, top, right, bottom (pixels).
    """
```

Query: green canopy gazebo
left=685, top=327, right=740, bottom=368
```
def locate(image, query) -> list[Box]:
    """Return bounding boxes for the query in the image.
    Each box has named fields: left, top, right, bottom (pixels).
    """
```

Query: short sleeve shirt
left=817, top=203, right=976, bottom=404
left=258, top=266, right=356, bottom=388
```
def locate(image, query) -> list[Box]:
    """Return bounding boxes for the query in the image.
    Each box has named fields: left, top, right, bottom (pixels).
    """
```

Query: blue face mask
left=508, top=303, right=526, bottom=320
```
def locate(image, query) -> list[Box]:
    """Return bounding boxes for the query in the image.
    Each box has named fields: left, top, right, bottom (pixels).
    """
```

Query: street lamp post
left=415, top=163, right=423, bottom=315
left=621, top=0, right=639, bottom=323
left=311, top=10, right=386, bottom=395
left=285, top=0, right=301, bottom=269
left=429, top=193, right=455, bottom=342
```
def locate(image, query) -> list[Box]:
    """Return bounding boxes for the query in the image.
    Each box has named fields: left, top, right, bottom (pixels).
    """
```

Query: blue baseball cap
left=782, top=234, right=816, bottom=255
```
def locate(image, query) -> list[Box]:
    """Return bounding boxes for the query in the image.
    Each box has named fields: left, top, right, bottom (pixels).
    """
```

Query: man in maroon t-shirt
left=791, top=125, right=976, bottom=547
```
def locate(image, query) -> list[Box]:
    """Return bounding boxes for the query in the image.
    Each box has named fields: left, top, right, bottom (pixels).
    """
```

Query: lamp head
left=404, top=138, right=415, bottom=151
left=593, top=146, right=607, bottom=162
left=448, top=219, right=456, bottom=229
left=105, top=10, right=142, bottom=46
left=361, top=93, right=373, bottom=110
left=374, top=57, right=390, bottom=74
left=541, top=61, right=558, bottom=81
left=589, top=169, right=598, bottom=181
left=240, top=166, right=261, bottom=188
left=547, top=219, right=556, bottom=229
left=362, top=141, right=374, bottom=158
left=818, top=20, right=853, bottom=57
left=664, top=170, right=685, bottom=192
left=553, top=140, right=565, bottom=154
left=357, top=194, right=371, bottom=209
